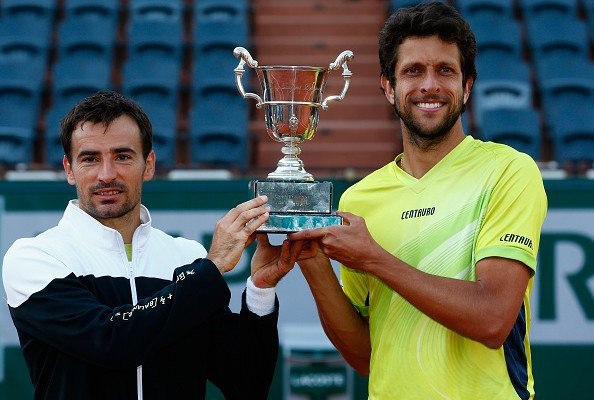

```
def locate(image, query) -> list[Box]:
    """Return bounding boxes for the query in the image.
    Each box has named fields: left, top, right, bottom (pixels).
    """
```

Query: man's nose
left=98, top=159, right=117, bottom=182
left=420, top=71, right=440, bottom=93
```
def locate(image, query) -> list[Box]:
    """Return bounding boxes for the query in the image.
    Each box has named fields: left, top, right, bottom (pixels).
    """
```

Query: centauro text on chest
left=401, top=207, right=436, bottom=220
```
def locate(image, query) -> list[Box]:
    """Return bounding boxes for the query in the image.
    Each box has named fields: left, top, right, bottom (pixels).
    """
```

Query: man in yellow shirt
left=290, top=2, right=547, bottom=399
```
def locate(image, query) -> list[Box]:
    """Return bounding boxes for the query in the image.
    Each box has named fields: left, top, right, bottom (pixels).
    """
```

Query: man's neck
left=401, top=127, right=466, bottom=179
left=97, top=213, right=142, bottom=244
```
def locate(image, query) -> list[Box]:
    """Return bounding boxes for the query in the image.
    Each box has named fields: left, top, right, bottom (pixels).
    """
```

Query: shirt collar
left=59, top=200, right=152, bottom=251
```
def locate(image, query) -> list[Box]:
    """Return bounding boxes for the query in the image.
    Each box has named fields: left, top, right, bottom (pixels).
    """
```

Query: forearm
left=366, top=253, right=529, bottom=348
left=299, top=259, right=371, bottom=375
left=11, top=259, right=231, bottom=367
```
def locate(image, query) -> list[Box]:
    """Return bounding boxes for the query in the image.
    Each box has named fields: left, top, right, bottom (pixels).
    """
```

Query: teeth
left=417, top=102, right=442, bottom=109
left=99, top=191, right=119, bottom=195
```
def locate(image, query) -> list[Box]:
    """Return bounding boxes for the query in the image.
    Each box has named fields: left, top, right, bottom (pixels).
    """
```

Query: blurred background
left=0, top=0, right=593, bottom=399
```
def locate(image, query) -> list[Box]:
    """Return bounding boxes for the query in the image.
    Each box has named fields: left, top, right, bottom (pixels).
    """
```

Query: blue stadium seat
left=0, top=126, right=35, bottom=165
left=129, top=0, right=183, bottom=22
left=0, top=15, right=51, bottom=71
left=58, top=19, right=116, bottom=61
left=520, top=0, right=578, bottom=17
left=124, top=83, right=178, bottom=131
left=1, top=0, right=56, bottom=14
left=123, top=80, right=179, bottom=168
left=475, top=55, right=530, bottom=83
left=149, top=124, right=177, bottom=168
left=584, top=0, right=594, bottom=47
left=190, top=82, right=247, bottom=167
left=472, top=80, right=532, bottom=126
left=473, top=52, right=532, bottom=125
left=53, top=55, right=111, bottom=99
left=467, top=14, right=523, bottom=58
left=1, top=0, right=56, bottom=32
left=194, top=0, right=248, bottom=21
left=64, top=0, right=120, bottom=22
left=50, top=65, right=108, bottom=143
left=547, top=98, right=594, bottom=164
left=128, top=19, right=183, bottom=61
left=0, top=13, right=51, bottom=43
left=193, top=20, right=248, bottom=86
left=582, top=0, right=594, bottom=38
left=535, top=53, right=594, bottom=89
left=51, top=85, right=105, bottom=120
left=480, top=107, right=542, bottom=159
left=0, top=80, right=42, bottom=129
left=458, top=0, right=514, bottom=18
left=0, top=60, right=43, bottom=92
left=540, top=77, right=594, bottom=115
left=192, top=0, right=248, bottom=88
left=526, top=14, right=589, bottom=59
left=123, top=55, right=181, bottom=92
left=0, top=80, right=41, bottom=164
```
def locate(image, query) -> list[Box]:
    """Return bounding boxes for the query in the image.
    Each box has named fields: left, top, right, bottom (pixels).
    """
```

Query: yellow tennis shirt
left=339, top=136, right=547, bottom=399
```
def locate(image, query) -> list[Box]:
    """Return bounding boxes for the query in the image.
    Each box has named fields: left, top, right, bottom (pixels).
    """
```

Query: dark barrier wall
left=0, top=179, right=593, bottom=399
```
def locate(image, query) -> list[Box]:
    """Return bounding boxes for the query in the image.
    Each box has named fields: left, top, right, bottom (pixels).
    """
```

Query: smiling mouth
left=95, top=190, right=121, bottom=196
left=416, top=102, right=444, bottom=109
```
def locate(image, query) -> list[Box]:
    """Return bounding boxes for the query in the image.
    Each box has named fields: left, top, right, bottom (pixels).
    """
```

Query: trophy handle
left=233, top=47, right=264, bottom=108
left=321, top=50, right=354, bottom=110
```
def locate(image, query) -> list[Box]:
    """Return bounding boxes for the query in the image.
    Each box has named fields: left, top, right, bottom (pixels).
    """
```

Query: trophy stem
left=267, top=137, right=313, bottom=181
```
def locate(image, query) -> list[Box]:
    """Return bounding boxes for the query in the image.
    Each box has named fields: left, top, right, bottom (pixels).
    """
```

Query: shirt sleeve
left=338, top=190, right=370, bottom=316
left=4, top=240, right=232, bottom=368
left=474, top=153, right=548, bottom=274
left=206, top=290, right=279, bottom=399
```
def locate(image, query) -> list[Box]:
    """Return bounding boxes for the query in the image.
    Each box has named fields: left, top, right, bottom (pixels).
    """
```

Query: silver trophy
left=234, top=46, right=354, bottom=233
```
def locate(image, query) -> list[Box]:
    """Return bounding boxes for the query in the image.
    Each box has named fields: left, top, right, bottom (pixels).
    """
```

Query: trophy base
left=250, top=179, right=342, bottom=233
left=258, top=213, right=342, bottom=234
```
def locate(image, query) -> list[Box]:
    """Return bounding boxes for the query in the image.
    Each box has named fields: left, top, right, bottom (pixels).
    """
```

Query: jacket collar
left=58, top=200, right=152, bottom=252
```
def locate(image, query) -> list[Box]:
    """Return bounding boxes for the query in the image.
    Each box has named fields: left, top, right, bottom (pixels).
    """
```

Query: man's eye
left=81, top=157, right=97, bottom=163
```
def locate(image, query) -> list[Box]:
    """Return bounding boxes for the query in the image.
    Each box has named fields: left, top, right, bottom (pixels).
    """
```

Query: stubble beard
left=394, top=94, right=464, bottom=150
left=78, top=182, right=137, bottom=222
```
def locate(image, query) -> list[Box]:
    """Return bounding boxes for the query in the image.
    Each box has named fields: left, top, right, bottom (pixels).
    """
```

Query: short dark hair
left=378, top=1, right=477, bottom=88
left=60, top=90, right=153, bottom=163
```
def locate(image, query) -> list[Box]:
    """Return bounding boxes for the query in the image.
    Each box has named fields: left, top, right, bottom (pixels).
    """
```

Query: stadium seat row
left=0, top=0, right=250, bottom=169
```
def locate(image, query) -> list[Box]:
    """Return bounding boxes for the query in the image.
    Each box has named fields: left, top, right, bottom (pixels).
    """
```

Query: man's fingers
left=278, top=240, right=301, bottom=272
left=286, top=240, right=303, bottom=262
left=337, top=211, right=355, bottom=226
left=219, top=196, right=269, bottom=226
left=235, top=195, right=268, bottom=213
left=246, top=232, right=257, bottom=248
left=255, top=233, right=270, bottom=246
left=244, top=211, right=270, bottom=235
left=296, top=240, right=319, bottom=260
left=289, top=228, right=327, bottom=241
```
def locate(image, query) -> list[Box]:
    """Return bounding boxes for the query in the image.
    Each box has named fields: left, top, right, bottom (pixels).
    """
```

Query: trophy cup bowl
left=233, top=47, right=354, bottom=232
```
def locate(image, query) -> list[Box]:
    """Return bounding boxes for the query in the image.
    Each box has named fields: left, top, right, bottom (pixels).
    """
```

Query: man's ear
left=143, top=150, right=156, bottom=182
left=63, top=155, right=76, bottom=185
left=463, top=76, right=474, bottom=104
left=380, top=75, right=395, bottom=105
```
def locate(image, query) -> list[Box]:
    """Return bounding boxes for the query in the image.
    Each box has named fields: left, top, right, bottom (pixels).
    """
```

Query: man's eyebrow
left=76, top=150, right=99, bottom=159
left=112, top=147, right=137, bottom=154
left=76, top=147, right=137, bottom=158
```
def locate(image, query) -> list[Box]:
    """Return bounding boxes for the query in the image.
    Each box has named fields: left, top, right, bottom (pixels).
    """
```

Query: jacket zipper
left=127, top=250, right=143, bottom=400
